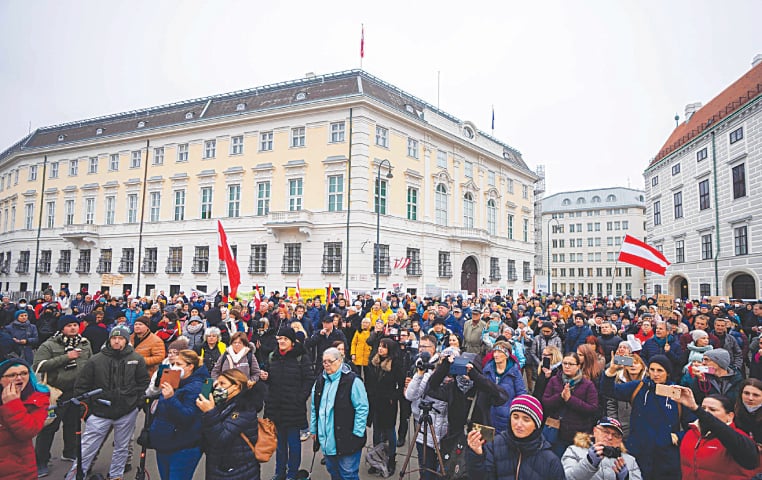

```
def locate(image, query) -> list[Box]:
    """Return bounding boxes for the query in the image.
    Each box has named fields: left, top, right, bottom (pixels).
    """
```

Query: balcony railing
left=117, top=260, right=134, bottom=274
left=15, top=261, right=29, bottom=274
left=165, top=261, right=182, bottom=274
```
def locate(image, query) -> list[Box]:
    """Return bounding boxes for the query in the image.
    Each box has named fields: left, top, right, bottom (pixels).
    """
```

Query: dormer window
left=405, top=104, right=415, bottom=114
left=57, top=134, right=65, bottom=142
left=95, top=128, right=103, bottom=135
left=463, top=126, right=474, bottom=139
left=185, top=112, right=194, bottom=120
left=137, top=121, right=146, bottom=128
left=236, top=103, right=246, bottom=111
left=295, top=92, right=307, bottom=101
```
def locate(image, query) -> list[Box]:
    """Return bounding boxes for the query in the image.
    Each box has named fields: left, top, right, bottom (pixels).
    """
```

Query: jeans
left=324, top=450, right=361, bottom=480
left=416, top=442, right=440, bottom=480
left=65, top=409, right=138, bottom=480
left=156, top=447, right=202, bottom=480
left=35, top=400, right=79, bottom=465
left=275, top=425, right=302, bottom=479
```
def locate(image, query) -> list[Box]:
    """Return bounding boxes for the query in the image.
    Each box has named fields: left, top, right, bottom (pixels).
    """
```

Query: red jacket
left=0, top=391, right=50, bottom=479
left=680, top=421, right=760, bottom=480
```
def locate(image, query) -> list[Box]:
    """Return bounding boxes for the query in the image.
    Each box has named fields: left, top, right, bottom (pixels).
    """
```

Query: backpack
left=364, top=442, right=390, bottom=477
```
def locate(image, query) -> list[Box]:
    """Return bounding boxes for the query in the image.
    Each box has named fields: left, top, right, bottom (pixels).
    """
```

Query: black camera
left=601, top=446, right=622, bottom=458
left=415, top=351, right=435, bottom=371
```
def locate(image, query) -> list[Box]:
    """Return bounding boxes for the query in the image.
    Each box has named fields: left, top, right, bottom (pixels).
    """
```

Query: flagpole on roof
left=360, top=24, right=364, bottom=69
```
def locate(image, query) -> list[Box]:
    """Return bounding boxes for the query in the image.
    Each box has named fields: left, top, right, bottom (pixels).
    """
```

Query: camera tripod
left=398, top=401, right=445, bottom=479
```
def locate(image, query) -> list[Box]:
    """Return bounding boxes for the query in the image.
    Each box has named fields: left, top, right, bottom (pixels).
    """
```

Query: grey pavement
left=46, top=412, right=422, bottom=480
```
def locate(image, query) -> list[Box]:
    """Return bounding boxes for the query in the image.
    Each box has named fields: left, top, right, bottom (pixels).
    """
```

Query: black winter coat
left=202, top=381, right=267, bottom=480
left=262, top=344, right=314, bottom=428
left=467, top=429, right=566, bottom=480
left=366, top=353, right=405, bottom=429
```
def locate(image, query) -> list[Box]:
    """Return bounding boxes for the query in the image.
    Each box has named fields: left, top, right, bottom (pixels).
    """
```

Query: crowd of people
left=0, top=286, right=761, bottom=480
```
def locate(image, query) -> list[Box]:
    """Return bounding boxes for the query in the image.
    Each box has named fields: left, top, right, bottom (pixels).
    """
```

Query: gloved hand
left=615, top=463, right=629, bottom=480
left=586, top=444, right=602, bottom=468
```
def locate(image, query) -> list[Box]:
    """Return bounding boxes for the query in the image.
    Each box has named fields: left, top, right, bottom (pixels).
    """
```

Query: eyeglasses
left=322, top=358, right=340, bottom=365
left=419, top=344, right=435, bottom=349
left=595, top=427, right=622, bottom=439
left=1, top=371, right=29, bottom=380
left=562, top=362, right=579, bottom=367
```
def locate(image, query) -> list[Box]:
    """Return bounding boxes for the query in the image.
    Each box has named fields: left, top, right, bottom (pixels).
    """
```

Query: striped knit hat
left=510, top=394, right=543, bottom=429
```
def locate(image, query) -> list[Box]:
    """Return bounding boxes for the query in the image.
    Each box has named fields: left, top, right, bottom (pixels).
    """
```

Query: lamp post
left=546, top=217, right=560, bottom=296
left=375, top=159, right=393, bottom=290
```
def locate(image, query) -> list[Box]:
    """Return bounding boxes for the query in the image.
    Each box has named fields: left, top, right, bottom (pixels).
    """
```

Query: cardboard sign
left=286, top=287, right=326, bottom=303
left=656, top=294, right=674, bottom=317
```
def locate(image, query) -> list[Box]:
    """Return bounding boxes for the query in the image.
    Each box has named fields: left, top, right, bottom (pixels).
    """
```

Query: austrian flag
left=618, top=235, right=671, bottom=276
left=217, top=220, right=241, bottom=299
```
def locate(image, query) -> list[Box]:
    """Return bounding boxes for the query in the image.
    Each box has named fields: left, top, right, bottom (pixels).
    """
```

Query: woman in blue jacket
left=482, top=341, right=527, bottom=432
left=149, top=349, right=209, bottom=480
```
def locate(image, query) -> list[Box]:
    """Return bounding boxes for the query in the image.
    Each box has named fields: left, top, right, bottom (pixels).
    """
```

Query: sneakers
left=271, top=474, right=286, bottom=480
left=60, top=455, right=76, bottom=462
left=300, top=431, right=310, bottom=442
left=37, top=465, right=49, bottom=478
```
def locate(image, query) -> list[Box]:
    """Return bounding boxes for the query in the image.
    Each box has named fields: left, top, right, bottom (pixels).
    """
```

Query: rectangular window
left=24, top=203, right=34, bottom=230
left=131, top=150, right=142, bottom=168
left=328, top=175, right=343, bottom=212
left=464, top=161, right=473, bottom=178
left=507, top=260, right=517, bottom=280
left=125, top=193, right=137, bottom=224
left=200, top=187, right=213, bottom=219
left=696, top=147, right=708, bottom=162
left=522, top=184, right=529, bottom=199
left=84, top=198, right=95, bottom=225
left=734, top=226, right=748, bottom=256
left=39, top=250, right=52, bottom=273
left=595, top=222, right=600, bottom=231
left=76, top=249, right=91, bottom=273
left=142, top=247, right=157, bottom=273
left=488, top=170, right=495, bottom=186
left=407, top=187, right=418, bottom=221
left=587, top=238, right=594, bottom=247
left=230, top=135, right=244, bottom=155
left=622, top=220, right=629, bottom=230
left=289, top=178, right=303, bottom=211
left=227, top=184, right=241, bottom=217
left=149, top=191, right=161, bottom=222
left=166, top=247, right=183, bottom=273
left=14, top=251, right=29, bottom=274
left=587, top=223, right=593, bottom=232
left=671, top=163, right=681, bottom=175
left=406, top=248, right=422, bottom=276
left=732, top=163, right=746, bottom=199
left=673, top=191, right=683, bottom=219
left=520, top=262, right=530, bottom=281
left=69, top=159, right=78, bottom=176
left=438, top=251, right=452, bottom=278
left=606, top=222, right=612, bottom=231
left=675, top=239, right=685, bottom=263
left=700, top=283, right=711, bottom=297
left=193, top=246, right=209, bottom=273
left=374, top=179, right=387, bottom=215
left=651, top=176, right=658, bottom=186
left=291, top=127, right=306, bottom=148
left=118, top=248, right=135, bottom=274
left=375, top=126, right=388, bottom=147
left=109, top=154, right=119, bottom=171
left=282, top=243, right=301, bottom=273
left=321, top=242, right=342, bottom=274
left=653, top=201, right=661, bottom=225
left=49, top=162, right=59, bottom=178
left=45, top=201, right=55, bottom=228
left=248, top=244, right=267, bottom=274
left=256, top=182, right=270, bottom=216
left=153, top=147, right=164, bottom=165
left=489, top=257, right=501, bottom=281
left=330, top=122, right=345, bottom=143
left=28, top=165, right=38, bottom=181
left=523, top=218, right=529, bottom=242
left=729, top=126, right=743, bottom=144
left=177, top=143, right=189, bottom=162
left=174, top=189, right=186, bottom=221
left=373, top=244, right=390, bottom=275
left=698, top=179, right=710, bottom=210
left=97, top=249, right=112, bottom=274
left=55, top=250, right=71, bottom=274
left=437, top=150, right=447, bottom=169
left=204, top=140, right=216, bottom=159
left=507, top=178, right=514, bottom=194
left=701, top=234, right=713, bottom=260
left=88, top=157, right=98, bottom=174
left=407, top=138, right=419, bottom=158
left=507, top=214, right=514, bottom=239
left=260, top=131, right=273, bottom=151
left=64, top=199, right=75, bottom=226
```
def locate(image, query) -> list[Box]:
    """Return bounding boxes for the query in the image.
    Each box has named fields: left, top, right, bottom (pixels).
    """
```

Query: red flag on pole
left=253, top=284, right=261, bottom=311
left=618, top=234, right=671, bottom=275
left=360, top=24, right=365, bottom=59
left=217, top=220, right=241, bottom=299
left=295, top=278, right=301, bottom=300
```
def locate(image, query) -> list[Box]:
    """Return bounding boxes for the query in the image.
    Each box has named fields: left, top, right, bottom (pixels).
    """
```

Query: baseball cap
left=596, top=417, right=623, bottom=436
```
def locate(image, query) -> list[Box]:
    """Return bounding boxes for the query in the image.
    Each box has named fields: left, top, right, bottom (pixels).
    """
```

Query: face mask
left=18, top=303, right=26, bottom=308
left=170, top=364, right=186, bottom=379
left=744, top=402, right=762, bottom=414
left=212, top=386, right=229, bottom=404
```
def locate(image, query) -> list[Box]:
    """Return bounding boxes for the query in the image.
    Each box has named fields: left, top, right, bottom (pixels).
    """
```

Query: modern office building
left=0, top=70, right=538, bottom=298
left=643, top=56, right=762, bottom=299
left=540, top=187, right=647, bottom=297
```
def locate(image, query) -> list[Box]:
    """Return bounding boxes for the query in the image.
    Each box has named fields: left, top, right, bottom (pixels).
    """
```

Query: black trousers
left=35, top=400, right=80, bottom=465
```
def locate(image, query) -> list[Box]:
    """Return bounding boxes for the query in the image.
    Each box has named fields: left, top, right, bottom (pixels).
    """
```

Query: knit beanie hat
left=648, top=354, right=673, bottom=376
left=110, top=325, right=131, bottom=339
left=57, top=315, right=80, bottom=332
left=14, top=309, right=28, bottom=320
left=690, top=329, right=708, bottom=342
left=688, top=347, right=709, bottom=365
left=703, top=348, right=731, bottom=371
left=168, top=337, right=189, bottom=352
left=510, top=394, right=543, bottom=430
left=134, top=317, right=151, bottom=329
left=276, top=326, right=297, bottom=344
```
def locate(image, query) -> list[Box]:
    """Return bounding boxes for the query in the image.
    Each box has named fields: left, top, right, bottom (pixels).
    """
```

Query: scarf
left=57, top=333, right=83, bottom=369
left=186, top=322, right=203, bottom=334
left=563, top=370, right=583, bottom=389
left=371, top=354, right=392, bottom=372
left=228, top=346, right=249, bottom=366
left=653, top=336, right=667, bottom=348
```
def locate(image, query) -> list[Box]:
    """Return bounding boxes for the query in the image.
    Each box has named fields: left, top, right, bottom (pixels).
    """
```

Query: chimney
left=753, top=54, right=762, bottom=68
left=685, top=102, right=702, bottom=122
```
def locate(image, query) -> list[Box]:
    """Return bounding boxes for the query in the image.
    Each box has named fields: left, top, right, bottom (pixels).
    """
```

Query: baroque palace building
left=644, top=56, right=762, bottom=300
left=0, top=70, right=538, bottom=298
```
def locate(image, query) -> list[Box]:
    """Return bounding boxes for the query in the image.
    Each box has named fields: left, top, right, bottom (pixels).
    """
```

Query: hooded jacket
left=149, top=364, right=209, bottom=453
left=530, top=331, right=563, bottom=366
left=466, top=429, right=565, bottom=480
left=688, top=368, right=744, bottom=405
left=74, top=343, right=150, bottom=419
left=5, top=319, right=38, bottom=363
left=561, top=432, right=642, bottom=480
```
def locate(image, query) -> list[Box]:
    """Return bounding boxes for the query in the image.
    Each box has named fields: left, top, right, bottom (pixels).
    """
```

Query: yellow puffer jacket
left=351, top=329, right=372, bottom=366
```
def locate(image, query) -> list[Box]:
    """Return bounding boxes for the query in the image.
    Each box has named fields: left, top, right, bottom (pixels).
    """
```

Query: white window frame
left=487, top=199, right=497, bottom=235
left=109, top=154, right=119, bottom=171
left=375, top=126, right=388, bottom=148
left=69, top=159, right=78, bottom=176
left=436, top=150, right=447, bottom=169
left=204, top=140, right=216, bottom=159
left=46, top=201, right=55, bottom=228
left=84, top=197, right=95, bottom=225
left=289, top=178, right=303, bottom=211
left=463, top=193, right=475, bottom=228
left=230, top=136, right=244, bottom=155
left=174, top=189, right=186, bottom=221
left=153, top=147, right=164, bottom=165
left=330, top=122, right=345, bottom=143
left=28, top=164, right=38, bottom=181
left=149, top=191, right=161, bottom=222
left=260, top=131, right=274, bottom=151
left=131, top=150, right=142, bottom=169
left=200, top=187, right=213, bottom=219
left=407, top=138, right=419, bottom=158
left=227, top=184, right=241, bottom=218
left=177, top=143, right=189, bottom=162
left=435, top=184, right=448, bottom=226
left=327, top=175, right=343, bottom=212
left=256, top=182, right=270, bottom=216
left=105, top=196, right=115, bottom=225
left=291, top=127, right=306, bottom=148
left=64, top=199, right=74, bottom=226
left=88, top=157, right=98, bottom=174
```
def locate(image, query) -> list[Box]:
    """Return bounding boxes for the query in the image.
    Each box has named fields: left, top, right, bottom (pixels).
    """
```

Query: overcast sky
left=1, top=0, right=760, bottom=195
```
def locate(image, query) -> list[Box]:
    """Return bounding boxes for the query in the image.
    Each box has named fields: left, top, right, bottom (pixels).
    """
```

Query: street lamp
left=376, top=159, right=393, bottom=289
left=546, top=217, right=560, bottom=296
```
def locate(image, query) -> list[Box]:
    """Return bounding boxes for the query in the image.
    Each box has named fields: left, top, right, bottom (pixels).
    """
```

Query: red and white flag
left=217, top=220, right=241, bottom=299
left=393, top=258, right=411, bottom=269
left=253, top=284, right=262, bottom=311
left=295, top=278, right=301, bottom=300
left=618, top=235, right=671, bottom=275
left=360, top=24, right=365, bottom=59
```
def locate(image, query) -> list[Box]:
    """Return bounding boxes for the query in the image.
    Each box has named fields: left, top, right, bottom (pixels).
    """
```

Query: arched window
left=487, top=199, right=497, bottom=235
left=606, top=194, right=617, bottom=202
left=591, top=196, right=601, bottom=203
left=562, top=198, right=571, bottom=205
left=463, top=192, right=475, bottom=229
left=435, top=184, right=448, bottom=226
left=577, top=197, right=586, bottom=204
